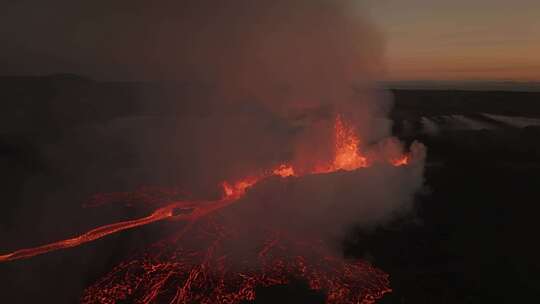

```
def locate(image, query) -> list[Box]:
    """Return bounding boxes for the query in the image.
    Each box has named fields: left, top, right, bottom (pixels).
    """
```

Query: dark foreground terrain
left=1, top=76, right=539, bottom=303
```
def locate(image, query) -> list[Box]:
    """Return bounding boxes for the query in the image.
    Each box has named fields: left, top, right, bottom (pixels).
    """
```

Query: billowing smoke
left=5, top=0, right=425, bottom=241
left=2, top=0, right=426, bottom=275
left=0, top=1, right=426, bottom=301
left=123, top=0, right=427, bottom=242
left=123, top=0, right=399, bottom=178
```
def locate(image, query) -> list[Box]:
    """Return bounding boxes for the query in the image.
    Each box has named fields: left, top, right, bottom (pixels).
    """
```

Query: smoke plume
left=1, top=2, right=426, bottom=300
left=3, top=0, right=426, bottom=244
left=123, top=0, right=427, bottom=243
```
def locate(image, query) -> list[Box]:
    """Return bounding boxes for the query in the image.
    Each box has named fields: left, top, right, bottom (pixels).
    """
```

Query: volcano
left=1, top=115, right=425, bottom=303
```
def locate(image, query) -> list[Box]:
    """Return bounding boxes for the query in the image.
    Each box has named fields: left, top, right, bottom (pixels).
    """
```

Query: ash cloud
left=130, top=0, right=395, bottom=179
left=120, top=0, right=426, bottom=249
left=0, top=0, right=427, bottom=249
left=227, top=147, right=426, bottom=245
left=0, top=1, right=425, bottom=301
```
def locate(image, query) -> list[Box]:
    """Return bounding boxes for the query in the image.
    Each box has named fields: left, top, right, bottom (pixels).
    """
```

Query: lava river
left=1, top=115, right=424, bottom=304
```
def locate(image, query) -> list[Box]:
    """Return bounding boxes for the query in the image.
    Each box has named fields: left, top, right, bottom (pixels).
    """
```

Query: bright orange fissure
left=0, top=115, right=410, bottom=262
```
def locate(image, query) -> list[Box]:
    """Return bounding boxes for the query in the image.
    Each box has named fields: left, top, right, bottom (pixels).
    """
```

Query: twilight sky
left=367, top=0, right=540, bottom=81
left=1, top=0, right=538, bottom=81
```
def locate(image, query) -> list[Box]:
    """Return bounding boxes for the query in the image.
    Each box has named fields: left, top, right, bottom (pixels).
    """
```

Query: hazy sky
left=1, top=0, right=539, bottom=81
left=367, top=0, right=540, bottom=81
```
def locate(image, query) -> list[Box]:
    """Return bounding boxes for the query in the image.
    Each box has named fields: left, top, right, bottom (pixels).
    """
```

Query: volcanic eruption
left=1, top=1, right=426, bottom=303
left=0, top=115, right=425, bottom=303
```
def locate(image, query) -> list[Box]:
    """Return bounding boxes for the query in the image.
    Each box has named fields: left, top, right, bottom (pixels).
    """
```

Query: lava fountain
left=1, top=115, right=425, bottom=304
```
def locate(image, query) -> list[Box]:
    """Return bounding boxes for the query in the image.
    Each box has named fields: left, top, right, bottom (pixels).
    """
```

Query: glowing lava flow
left=272, top=164, right=296, bottom=177
left=333, top=114, right=369, bottom=170
left=0, top=204, right=175, bottom=262
left=391, top=155, right=409, bottom=167
left=314, top=115, right=369, bottom=173
left=0, top=183, right=252, bottom=263
left=0, top=170, right=294, bottom=263
left=0, top=115, right=415, bottom=303
left=81, top=223, right=392, bottom=304
left=0, top=115, right=409, bottom=263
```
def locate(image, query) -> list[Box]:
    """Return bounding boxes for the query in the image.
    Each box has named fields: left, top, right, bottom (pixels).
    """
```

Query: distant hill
left=0, top=73, right=93, bottom=83
left=383, top=80, right=540, bottom=92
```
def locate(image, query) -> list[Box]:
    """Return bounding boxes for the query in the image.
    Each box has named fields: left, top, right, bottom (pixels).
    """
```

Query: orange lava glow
left=81, top=225, right=392, bottom=304
left=0, top=114, right=411, bottom=263
left=272, top=164, right=296, bottom=177
left=314, top=115, right=369, bottom=173
left=391, top=155, right=410, bottom=167
left=333, top=115, right=369, bottom=170
left=222, top=177, right=260, bottom=199
left=0, top=114, right=415, bottom=303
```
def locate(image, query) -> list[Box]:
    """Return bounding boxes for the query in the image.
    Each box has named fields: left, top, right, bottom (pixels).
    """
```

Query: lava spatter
left=1, top=115, right=418, bottom=303
left=81, top=217, right=392, bottom=304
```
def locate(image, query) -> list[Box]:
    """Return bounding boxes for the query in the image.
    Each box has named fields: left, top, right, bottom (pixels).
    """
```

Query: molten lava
left=272, top=164, right=296, bottom=177
left=0, top=115, right=416, bottom=303
left=81, top=223, right=391, bottom=304
left=391, top=155, right=410, bottom=167
left=332, top=115, right=369, bottom=170
left=315, top=115, right=383, bottom=173
left=222, top=177, right=261, bottom=199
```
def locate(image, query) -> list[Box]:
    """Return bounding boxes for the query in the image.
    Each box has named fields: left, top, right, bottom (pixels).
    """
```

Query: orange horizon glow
left=368, top=1, right=540, bottom=82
